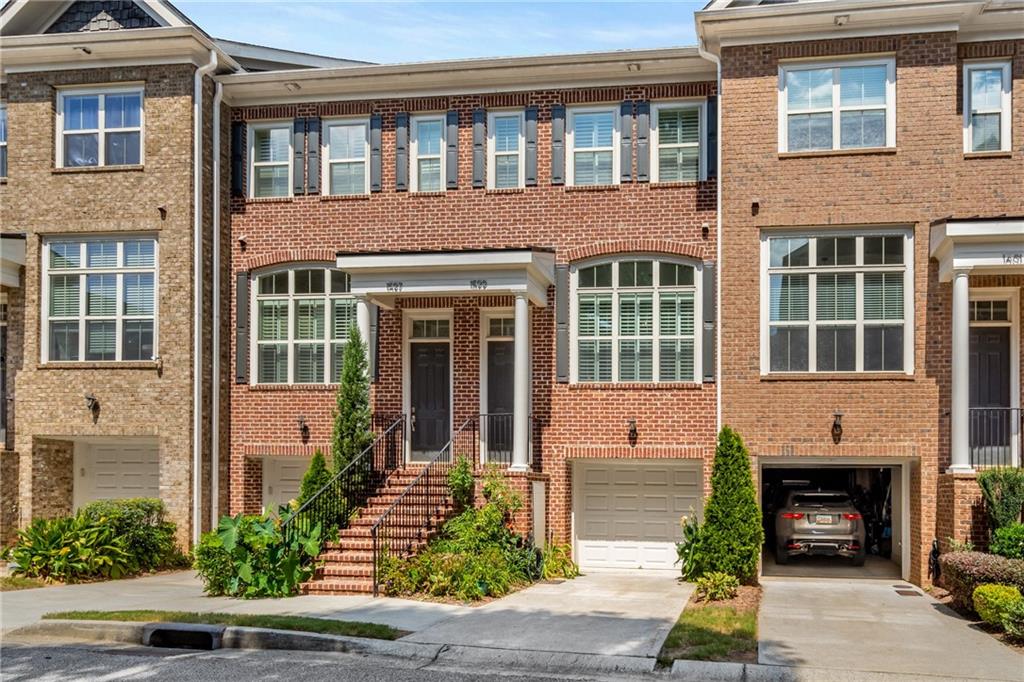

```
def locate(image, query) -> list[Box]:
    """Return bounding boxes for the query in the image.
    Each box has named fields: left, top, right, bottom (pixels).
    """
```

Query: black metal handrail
left=970, top=407, right=1022, bottom=468
left=282, top=415, right=405, bottom=544
left=371, top=416, right=478, bottom=596
left=480, top=412, right=534, bottom=466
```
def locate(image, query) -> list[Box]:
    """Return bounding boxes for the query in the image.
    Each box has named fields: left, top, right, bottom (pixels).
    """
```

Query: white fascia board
left=337, top=249, right=554, bottom=279
left=931, top=219, right=1024, bottom=256
left=931, top=219, right=1024, bottom=281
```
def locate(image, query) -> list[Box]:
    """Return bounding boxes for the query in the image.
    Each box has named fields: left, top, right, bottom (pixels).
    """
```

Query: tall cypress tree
left=332, top=326, right=374, bottom=473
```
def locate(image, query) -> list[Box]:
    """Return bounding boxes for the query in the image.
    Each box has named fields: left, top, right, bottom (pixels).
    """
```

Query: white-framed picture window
left=323, top=118, right=369, bottom=195
left=566, top=106, right=619, bottom=186
left=56, top=86, right=144, bottom=168
left=760, top=231, right=914, bottom=375
left=778, top=58, right=896, bottom=153
left=963, top=61, right=1012, bottom=153
left=251, top=266, right=355, bottom=385
left=487, top=110, right=525, bottom=189
left=248, top=121, right=292, bottom=198
left=0, top=104, right=7, bottom=178
left=570, top=256, right=701, bottom=383
left=651, top=101, right=706, bottom=183
left=410, top=114, right=445, bottom=192
left=41, top=235, right=158, bottom=363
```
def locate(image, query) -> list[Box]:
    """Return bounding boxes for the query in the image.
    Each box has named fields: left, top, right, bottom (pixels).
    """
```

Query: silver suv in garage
left=775, top=490, right=867, bottom=566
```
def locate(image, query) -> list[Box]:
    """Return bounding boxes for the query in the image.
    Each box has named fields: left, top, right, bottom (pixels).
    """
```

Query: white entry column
left=511, top=294, right=530, bottom=472
left=949, top=268, right=974, bottom=473
left=356, top=296, right=372, bottom=369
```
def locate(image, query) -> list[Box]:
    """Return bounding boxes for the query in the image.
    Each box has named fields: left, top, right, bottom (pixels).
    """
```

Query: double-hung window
left=487, top=110, right=524, bottom=189
left=43, top=236, right=158, bottom=362
left=567, top=107, right=619, bottom=186
left=253, top=267, right=355, bottom=384
left=323, top=119, right=369, bottom=195
left=779, top=58, right=895, bottom=152
left=0, top=104, right=7, bottom=178
left=651, top=102, right=705, bottom=182
left=573, top=257, right=700, bottom=383
left=57, top=87, right=143, bottom=167
left=963, top=61, right=1012, bottom=153
left=410, top=115, right=445, bottom=192
left=762, top=232, right=912, bottom=374
left=249, top=121, right=292, bottom=198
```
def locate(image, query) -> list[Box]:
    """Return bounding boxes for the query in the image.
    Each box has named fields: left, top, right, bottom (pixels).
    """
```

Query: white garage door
left=262, top=456, right=311, bottom=513
left=574, top=460, right=702, bottom=570
left=73, top=441, right=160, bottom=509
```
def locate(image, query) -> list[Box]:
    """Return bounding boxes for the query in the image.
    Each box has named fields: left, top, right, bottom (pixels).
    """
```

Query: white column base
left=945, top=464, right=976, bottom=475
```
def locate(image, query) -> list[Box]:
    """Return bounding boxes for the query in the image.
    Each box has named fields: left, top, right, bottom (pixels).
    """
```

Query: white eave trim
left=930, top=219, right=1024, bottom=282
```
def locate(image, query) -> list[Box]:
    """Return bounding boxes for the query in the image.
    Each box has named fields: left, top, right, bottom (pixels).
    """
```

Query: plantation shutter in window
left=550, top=105, right=565, bottom=185
left=305, top=117, right=320, bottom=195
left=524, top=106, right=538, bottom=187
left=864, top=273, right=903, bottom=320
left=619, top=101, right=633, bottom=183
left=816, top=274, right=856, bottom=321
left=230, top=122, right=246, bottom=197
left=706, top=95, right=718, bottom=178
left=292, top=118, right=306, bottom=195
left=446, top=110, right=459, bottom=189
left=235, top=272, right=249, bottom=383
left=702, top=262, right=716, bottom=382
left=50, top=275, right=80, bottom=316
left=555, top=264, right=569, bottom=383
left=472, top=108, right=486, bottom=188
left=636, top=101, right=650, bottom=182
left=395, top=112, right=409, bottom=191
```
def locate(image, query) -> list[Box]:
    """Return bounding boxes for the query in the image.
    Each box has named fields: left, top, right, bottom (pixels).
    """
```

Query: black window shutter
left=636, top=101, right=650, bottom=183
left=706, top=95, right=718, bottom=179
left=555, top=264, right=570, bottom=383
left=230, top=122, right=245, bottom=197
left=702, top=262, right=716, bottom=382
left=472, top=108, right=486, bottom=188
left=370, top=303, right=380, bottom=383
left=369, top=114, right=383, bottom=192
left=619, top=101, right=633, bottom=183
left=292, top=118, right=306, bottom=195
left=395, top=112, right=409, bottom=192
left=524, top=106, right=538, bottom=187
left=445, top=110, right=459, bottom=189
left=306, top=117, right=320, bottom=195
left=235, top=271, right=249, bottom=384
left=550, top=105, right=565, bottom=186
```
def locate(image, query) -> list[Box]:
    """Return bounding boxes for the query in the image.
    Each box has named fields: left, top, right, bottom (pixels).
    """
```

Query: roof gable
left=0, top=0, right=193, bottom=37
left=44, top=1, right=159, bottom=33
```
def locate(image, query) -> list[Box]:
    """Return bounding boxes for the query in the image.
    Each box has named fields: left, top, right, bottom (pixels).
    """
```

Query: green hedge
left=940, top=551, right=1024, bottom=612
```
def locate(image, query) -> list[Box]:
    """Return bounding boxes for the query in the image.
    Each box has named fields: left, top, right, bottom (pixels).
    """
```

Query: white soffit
left=930, top=218, right=1024, bottom=282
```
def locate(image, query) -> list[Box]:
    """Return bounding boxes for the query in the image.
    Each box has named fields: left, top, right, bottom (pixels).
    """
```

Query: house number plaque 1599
left=470, top=279, right=488, bottom=289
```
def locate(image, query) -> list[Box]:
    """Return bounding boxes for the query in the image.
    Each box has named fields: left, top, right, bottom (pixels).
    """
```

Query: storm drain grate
left=895, top=589, right=922, bottom=597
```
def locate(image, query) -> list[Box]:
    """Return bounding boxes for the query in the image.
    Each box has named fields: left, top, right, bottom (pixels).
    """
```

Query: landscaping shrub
left=1002, top=598, right=1024, bottom=639
left=298, top=449, right=333, bottom=504
left=978, top=469, right=1024, bottom=531
left=448, top=456, right=474, bottom=512
left=7, top=515, right=132, bottom=583
left=695, top=571, right=740, bottom=602
left=946, top=537, right=975, bottom=553
left=79, top=498, right=184, bottom=572
left=674, top=513, right=703, bottom=581
left=193, top=512, right=322, bottom=598
left=940, top=551, right=1024, bottom=612
left=331, top=327, right=374, bottom=473
left=690, top=427, right=763, bottom=583
left=540, top=543, right=580, bottom=580
left=972, top=584, right=1023, bottom=627
left=989, top=523, right=1024, bottom=561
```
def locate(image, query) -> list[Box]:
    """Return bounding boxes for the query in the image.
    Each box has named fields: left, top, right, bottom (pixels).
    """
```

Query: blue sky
left=176, top=1, right=705, bottom=64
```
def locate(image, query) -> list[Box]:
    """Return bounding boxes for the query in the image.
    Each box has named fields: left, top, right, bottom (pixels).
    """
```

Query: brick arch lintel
left=242, top=249, right=337, bottom=272
left=563, top=239, right=707, bottom=264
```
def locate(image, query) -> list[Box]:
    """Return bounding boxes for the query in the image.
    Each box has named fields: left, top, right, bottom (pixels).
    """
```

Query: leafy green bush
left=448, top=456, right=474, bottom=512
left=298, top=450, right=333, bottom=504
left=690, top=427, right=763, bottom=583
left=193, top=513, right=322, bottom=598
left=332, top=327, right=374, bottom=473
left=8, top=515, right=132, bottom=583
left=1002, top=598, right=1024, bottom=640
left=990, top=523, right=1024, bottom=560
left=540, top=543, right=580, bottom=580
left=78, top=498, right=184, bottom=572
left=940, top=551, right=1024, bottom=612
left=695, top=571, right=740, bottom=602
left=978, top=469, right=1024, bottom=531
left=973, top=584, right=1023, bottom=627
left=674, top=513, right=703, bottom=581
left=947, top=537, right=975, bottom=553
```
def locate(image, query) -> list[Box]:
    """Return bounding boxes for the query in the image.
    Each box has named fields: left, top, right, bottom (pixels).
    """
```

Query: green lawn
left=0, top=576, right=49, bottom=591
left=43, top=610, right=403, bottom=640
left=658, top=592, right=759, bottom=666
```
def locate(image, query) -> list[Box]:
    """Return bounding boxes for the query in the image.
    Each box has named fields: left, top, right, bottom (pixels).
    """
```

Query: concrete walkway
left=759, top=577, right=1024, bottom=681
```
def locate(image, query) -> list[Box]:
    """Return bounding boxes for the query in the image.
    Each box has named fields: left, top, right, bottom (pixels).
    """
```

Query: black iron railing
left=371, top=416, right=478, bottom=596
left=970, top=407, right=1022, bottom=468
left=282, top=415, right=405, bottom=544
left=480, top=412, right=533, bottom=466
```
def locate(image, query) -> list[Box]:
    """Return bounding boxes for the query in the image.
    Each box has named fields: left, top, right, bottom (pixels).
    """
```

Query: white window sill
left=38, top=360, right=159, bottom=370
left=760, top=372, right=914, bottom=382
left=778, top=147, right=896, bottom=159
left=52, top=164, right=144, bottom=174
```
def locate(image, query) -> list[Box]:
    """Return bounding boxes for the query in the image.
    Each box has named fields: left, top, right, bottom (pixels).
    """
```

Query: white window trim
left=758, top=229, right=915, bottom=376
left=486, top=109, right=525, bottom=190
left=566, top=105, right=621, bottom=187
left=962, top=60, right=1012, bottom=153
left=249, top=264, right=355, bottom=386
left=568, top=255, right=702, bottom=384
left=777, top=57, right=896, bottom=153
left=410, top=114, right=446, bottom=193
left=247, top=120, right=293, bottom=199
left=55, top=85, right=145, bottom=168
left=0, top=103, right=7, bottom=178
left=321, top=117, right=370, bottom=196
left=40, top=234, right=160, bottom=363
left=650, top=99, right=707, bottom=183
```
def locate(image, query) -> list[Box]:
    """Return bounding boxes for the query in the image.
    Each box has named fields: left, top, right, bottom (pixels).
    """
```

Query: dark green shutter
left=230, top=122, right=245, bottom=197
left=306, top=117, right=320, bottom=195
left=525, top=106, right=538, bottom=187
left=235, top=271, right=249, bottom=384
left=445, top=110, right=459, bottom=189
left=395, top=112, right=409, bottom=191
left=702, top=262, right=716, bottom=382
left=555, top=264, right=570, bottom=383
left=472, top=108, right=486, bottom=188
left=550, top=105, right=565, bottom=185
left=619, top=101, right=633, bottom=183
left=292, top=118, right=306, bottom=195
left=706, top=95, right=718, bottom=179
left=369, top=114, right=382, bottom=192
left=636, top=101, right=650, bottom=182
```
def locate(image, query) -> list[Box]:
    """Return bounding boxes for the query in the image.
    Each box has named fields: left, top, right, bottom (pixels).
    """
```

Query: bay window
left=651, top=102, right=705, bottom=182
left=567, top=107, right=619, bottom=186
left=323, top=119, right=369, bottom=195
left=248, top=121, right=292, bottom=198
left=963, top=61, right=1012, bottom=153
left=57, top=87, right=143, bottom=168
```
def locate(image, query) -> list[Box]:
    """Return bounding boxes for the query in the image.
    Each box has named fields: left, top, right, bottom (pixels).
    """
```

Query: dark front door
left=485, top=340, right=515, bottom=462
left=411, top=342, right=450, bottom=460
left=969, top=326, right=1011, bottom=462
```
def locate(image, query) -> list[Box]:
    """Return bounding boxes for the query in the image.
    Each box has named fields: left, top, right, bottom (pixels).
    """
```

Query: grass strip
left=43, top=610, right=402, bottom=641
left=0, top=576, right=49, bottom=591
left=658, top=602, right=758, bottom=665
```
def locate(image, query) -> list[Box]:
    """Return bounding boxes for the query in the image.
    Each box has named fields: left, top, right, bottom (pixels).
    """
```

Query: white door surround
left=968, top=288, right=1020, bottom=467
left=402, top=309, right=453, bottom=463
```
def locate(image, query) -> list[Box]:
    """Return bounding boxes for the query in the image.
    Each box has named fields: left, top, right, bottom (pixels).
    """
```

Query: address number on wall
left=1003, top=253, right=1024, bottom=265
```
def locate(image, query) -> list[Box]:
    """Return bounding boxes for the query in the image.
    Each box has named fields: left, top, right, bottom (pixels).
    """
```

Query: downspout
left=210, top=80, right=223, bottom=531
left=193, top=50, right=217, bottom=546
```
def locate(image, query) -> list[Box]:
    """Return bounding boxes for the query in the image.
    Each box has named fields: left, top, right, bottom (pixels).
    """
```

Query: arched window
left=570, top=256, right=701, bottom=383
left=252, top=265, right=354, bottom=384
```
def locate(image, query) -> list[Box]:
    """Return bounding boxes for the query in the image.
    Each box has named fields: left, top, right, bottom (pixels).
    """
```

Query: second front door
left=411, top=342, right=450, bottom=460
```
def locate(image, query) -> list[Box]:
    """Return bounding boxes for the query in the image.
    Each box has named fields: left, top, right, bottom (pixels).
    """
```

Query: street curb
left=435, top=644, right=657, bottom=675
left=8, top=620, right=146, bottom=644
left=670, top=660, right=997, bottom=682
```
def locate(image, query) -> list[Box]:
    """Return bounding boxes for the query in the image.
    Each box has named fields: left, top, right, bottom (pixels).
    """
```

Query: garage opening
left=72, top=438, right=160, bottom=510
left=761, top=463, right=906, bottom=580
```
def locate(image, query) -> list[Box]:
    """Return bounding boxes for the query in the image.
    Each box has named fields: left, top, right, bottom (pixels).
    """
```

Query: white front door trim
left=402, top=308, right=454, bottom=463
left=969, top=287, right=1021, bottom=467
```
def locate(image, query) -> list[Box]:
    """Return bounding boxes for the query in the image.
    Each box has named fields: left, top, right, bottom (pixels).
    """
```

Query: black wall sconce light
left=627, top=419, right=638, bottom=447
left=831, top=411, right=844, bottom=444
left=84, top=393, right=100, bottom=424
left=297, top=416, right=309, bottom=442
left=751, top=198, right=760, bottom=216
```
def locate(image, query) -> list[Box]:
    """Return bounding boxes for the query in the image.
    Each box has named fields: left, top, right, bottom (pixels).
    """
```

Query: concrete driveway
left=405, top=571, right=691, bottom=658
left=760, top=577, right=1024, bottom=681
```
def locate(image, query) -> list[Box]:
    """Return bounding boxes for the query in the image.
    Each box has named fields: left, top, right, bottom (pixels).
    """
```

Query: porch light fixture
left=297, top=416, right=309, bottom=442
left=627, top=419, right=638, bottom=447
left=74, top=45, right=92, bottom=55
left=627, top=63, right=642, bottom=72
left=84, top=393, right=100, bottom=423
left=831, top=411, right=844, bottom=444
left=284, top=82, right=302, bottom=92
left=834, top=14, right=850, bottom=27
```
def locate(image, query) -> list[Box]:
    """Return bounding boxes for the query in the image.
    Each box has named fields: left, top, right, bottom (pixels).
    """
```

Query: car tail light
left=842, top=513, right=862, bottom=520
left=849, top=543, right=861, bottom=550
left=787, top=542, right=803, bottom=550
left=782, top=512, right=804, bottom=519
